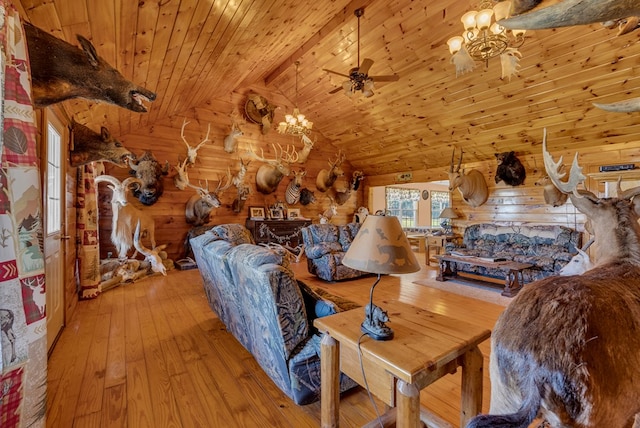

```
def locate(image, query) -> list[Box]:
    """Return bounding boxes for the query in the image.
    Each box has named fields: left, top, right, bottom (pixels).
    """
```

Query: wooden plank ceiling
left=17, top=0, right=640, bottom=179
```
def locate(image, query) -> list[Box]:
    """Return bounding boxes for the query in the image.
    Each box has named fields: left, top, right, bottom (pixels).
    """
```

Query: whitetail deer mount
left=447, top=148, right=489, bottom=208
left=316, top=151, right=345, bottom=192
left=249, top=143, right=299, bottom=194
left=184, top=170, right=233, bottom=226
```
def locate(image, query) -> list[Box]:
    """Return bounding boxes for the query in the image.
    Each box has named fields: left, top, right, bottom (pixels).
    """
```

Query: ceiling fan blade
left=328, top=86, right=344, bottom=94
left=323, top=68, right=351, bottom=79
left=358, top=58, right=374, bottom=75
left=370, top=74, right=400, bottom=82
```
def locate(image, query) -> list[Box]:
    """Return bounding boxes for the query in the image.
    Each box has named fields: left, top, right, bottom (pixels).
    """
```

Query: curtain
left=77, top=161, right=103, bottom=300
left=385, top=187, right=421, bottom=201
left=0, top=2, right=47, bottom=426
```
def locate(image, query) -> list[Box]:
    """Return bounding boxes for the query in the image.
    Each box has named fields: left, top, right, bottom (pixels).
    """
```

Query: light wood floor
left=46, top=252, right=508, bottom=428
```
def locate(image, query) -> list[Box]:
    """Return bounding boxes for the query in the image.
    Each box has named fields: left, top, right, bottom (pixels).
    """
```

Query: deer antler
left=186, top=179, right=210, bottom=197
left=542, top=128, right=589, bottom=198
left=215, top=168, right=233, bottom=194
left=180, top=118, right=211, bottom=165
left=133, top=220, right=166, bottom=276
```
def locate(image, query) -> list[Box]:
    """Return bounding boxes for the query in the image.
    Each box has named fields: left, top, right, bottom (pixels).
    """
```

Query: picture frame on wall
left=249, top=206, right=265, bottom=220
left=270, top=208, right=284, bottom=220
left=287, top=208, right=300, bottom=220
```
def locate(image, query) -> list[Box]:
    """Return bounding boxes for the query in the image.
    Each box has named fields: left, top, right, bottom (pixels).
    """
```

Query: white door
left=44, top=112, right=66, bottom=352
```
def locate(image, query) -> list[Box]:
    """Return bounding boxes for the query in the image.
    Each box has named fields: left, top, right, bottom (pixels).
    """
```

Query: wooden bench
left=436, top=254, right=533, bottom=297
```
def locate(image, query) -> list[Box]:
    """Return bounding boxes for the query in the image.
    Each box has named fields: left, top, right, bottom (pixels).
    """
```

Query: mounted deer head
left=447, top=148, right=489, bottom=207
left=184, top=170, right=233, bottom=226
left=180, top=118, right=211, bottom=166
left=249, top=143, right=299, bottom=194
left=296, top=134, right=315, bottom=164
left=316, top=151, right=345, bottom=192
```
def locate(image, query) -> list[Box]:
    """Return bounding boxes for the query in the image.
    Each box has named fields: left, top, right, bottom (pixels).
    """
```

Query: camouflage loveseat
left=448, top=223, right=582, bottom=283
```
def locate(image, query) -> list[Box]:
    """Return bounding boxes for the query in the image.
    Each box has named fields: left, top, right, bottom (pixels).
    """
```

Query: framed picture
left=270, top=208, right=284, bottom=220
left=287, top=208, right=301, bottom=219
left=249, top=206, right=265, bottom=219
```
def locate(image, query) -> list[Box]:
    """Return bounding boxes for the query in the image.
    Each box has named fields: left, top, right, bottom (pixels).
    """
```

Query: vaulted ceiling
left=17, top=0, right=640, bottom=179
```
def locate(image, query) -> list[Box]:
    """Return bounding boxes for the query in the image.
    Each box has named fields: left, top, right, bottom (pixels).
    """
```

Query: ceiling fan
left=323, top=8, right=400, bottom=98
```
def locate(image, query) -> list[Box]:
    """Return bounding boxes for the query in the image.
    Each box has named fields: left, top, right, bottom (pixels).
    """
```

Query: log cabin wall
left=99, top=84, right=362, bottom=261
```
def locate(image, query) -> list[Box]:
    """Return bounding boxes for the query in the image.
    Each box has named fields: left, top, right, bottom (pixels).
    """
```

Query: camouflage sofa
left=190, top=223, right=358, bottom=405
left=300, top=223, right=368, bottom=281
left=448, top=223, right=582, bottom=283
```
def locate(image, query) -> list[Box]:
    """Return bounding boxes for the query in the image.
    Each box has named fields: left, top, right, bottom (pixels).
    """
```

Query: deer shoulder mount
left=184, top=170, right=232, bottom=226
left=231, top=159, right=251, bottom=213
left=24, top=22, right=155, bottom=112
left=467, top=128, right=640, bottom=428
left=534, top=168, right=568, bottom=207
left=70, top=121, right=133, bottom=167
left=447, top=148, right=489, bottom=208
left=316, top=151, right=345, bottom=192
left=495, top=151, right=526, bottom=186
left=249, top=143, right=299, bottom=194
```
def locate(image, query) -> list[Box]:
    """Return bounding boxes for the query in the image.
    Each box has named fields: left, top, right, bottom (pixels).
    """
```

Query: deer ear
left=101, top=127, right=111, bottom=141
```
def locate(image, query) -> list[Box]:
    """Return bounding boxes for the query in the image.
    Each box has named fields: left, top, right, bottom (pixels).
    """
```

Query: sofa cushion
left=338, top=223, right=361, bottom=251
left=308, top=224, right=339, bottom=244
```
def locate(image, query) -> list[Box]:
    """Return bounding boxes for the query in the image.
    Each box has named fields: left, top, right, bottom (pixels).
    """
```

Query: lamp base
left=362, top=303, right=394, bottom=341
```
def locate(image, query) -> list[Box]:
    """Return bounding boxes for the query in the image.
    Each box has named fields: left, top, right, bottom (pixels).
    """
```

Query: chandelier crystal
left=278, top=61, right=313, bottom=136
left=447, top=1, right=526, bottom=80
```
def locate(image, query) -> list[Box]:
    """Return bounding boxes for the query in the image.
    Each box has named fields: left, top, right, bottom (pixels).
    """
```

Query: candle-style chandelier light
left=278, top=61, right=313, bottom=136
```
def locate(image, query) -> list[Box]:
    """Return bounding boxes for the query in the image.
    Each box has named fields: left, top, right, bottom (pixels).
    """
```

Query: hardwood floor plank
left=47, top=252, right=510, bottom=428
left=125, top=359, right=155, bottom=428
left=102, top=384, right=127, bottom=427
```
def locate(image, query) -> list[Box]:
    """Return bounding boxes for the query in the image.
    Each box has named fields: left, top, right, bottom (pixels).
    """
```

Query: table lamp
left=439, top=207, right=458, bottom=235
left=342, top=214, right=421, bottom=340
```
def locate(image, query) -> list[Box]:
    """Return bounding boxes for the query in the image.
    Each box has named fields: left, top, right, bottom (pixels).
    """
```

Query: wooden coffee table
left=436, top=254, right=533, bottom=297
left=314, top=300, right=491, bottom=428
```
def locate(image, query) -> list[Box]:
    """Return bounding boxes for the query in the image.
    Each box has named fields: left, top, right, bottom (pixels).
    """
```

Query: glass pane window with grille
left=46, top=123, right=62, bottom=235
left=430, top=191, right=450, bottom=228
left=385, top=187, right=420, bottom=227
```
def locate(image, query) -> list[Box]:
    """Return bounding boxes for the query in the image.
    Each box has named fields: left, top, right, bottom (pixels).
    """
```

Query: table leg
left=321, top=333, right=340, bottom=428
left=460, top=346, right=484, bottom=427
left=502, top=269, right=522, bottom=297
left=396, top=380, right=421, bottom=428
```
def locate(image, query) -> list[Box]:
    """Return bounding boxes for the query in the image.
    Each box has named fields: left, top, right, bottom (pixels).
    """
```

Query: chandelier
left=446, top=1, right=526, bottom=80
left=278, top=61, right=313, bottom=136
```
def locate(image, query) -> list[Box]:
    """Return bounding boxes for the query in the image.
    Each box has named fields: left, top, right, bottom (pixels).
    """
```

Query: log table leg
left=320, top=333, right=339, bottom=428
left=502, top=268, right=523, bottom=297
left=460, top=346, right=484, bottom=427
left=396, top=380, right=421, bottom=428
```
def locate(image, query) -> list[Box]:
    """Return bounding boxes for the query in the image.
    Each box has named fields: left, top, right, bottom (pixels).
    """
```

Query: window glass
left=385, top=187, right=420, bottom=227
left=46, top=123, right=61, bottom=235
left=430, top=191, right=450, bottom=228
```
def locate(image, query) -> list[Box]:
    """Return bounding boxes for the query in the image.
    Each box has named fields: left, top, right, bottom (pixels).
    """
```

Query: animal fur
left=495, top=151, right=526, bottom=186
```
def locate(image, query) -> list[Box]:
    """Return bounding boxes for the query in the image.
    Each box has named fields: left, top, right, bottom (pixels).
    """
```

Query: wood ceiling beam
left=263, top=0, right=376, bottom=86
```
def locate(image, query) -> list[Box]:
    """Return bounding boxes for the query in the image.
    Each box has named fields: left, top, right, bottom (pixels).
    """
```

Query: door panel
left=43, top=111, right=67, bottom=352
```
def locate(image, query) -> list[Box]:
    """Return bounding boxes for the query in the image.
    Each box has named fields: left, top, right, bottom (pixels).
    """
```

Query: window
left=430, top=191, right=450, bottom=228
left=46, top=123, right=62, bottom=235
left=385, top=187, right=420, bottom=227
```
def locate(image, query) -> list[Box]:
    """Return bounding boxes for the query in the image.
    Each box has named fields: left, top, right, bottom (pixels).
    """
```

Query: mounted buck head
left=534, top=168, right=568, bottom=207
left=24, top=22, right=156, bottom=111
left=447, top=148, right=489, bottom=208
left=249, top=143, right=299, bottom=194
left=172, top=156, right=190, bottom=190
left=128, top=151, right=170, bottom=206
left=70, top=121, right=133, bottom=167
left=184, top=170, right=233, bottom=226
left=223, top=124, right=244, bottom=154
left=296, top=134, right=315, bottom=163
left=316, top=151, right=345, bottom=192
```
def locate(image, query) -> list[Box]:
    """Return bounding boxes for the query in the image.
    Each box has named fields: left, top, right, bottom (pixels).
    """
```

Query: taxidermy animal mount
left=184, top=170, right=233, bottom=226
left=70, top=121, right=133, bottom=167
left=316, top=151, right=345, bottom=192
left=24, top=22, right=156, bottom=111
left=249, top=143, right=299, bottom=194
left=495, top=151, right=526, bottom=186
left=128, top=151, right=170, bottom=206
left=245, top=93, right=276, bottom=134
left=447, top=148, right=489, bottom=208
